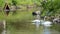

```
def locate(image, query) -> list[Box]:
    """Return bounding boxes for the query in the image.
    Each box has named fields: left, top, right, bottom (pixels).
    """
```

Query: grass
left=0, top=11, right=5, bottom=20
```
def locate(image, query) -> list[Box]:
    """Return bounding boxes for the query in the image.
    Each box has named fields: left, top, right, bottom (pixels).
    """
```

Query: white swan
left=42, top=21, right=52, bottom=27
left=32, top=19, right=40, bottom=24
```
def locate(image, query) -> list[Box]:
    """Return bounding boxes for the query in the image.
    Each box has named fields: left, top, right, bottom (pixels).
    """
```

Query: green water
left=6, top=24, right=60, bottom=34
left=0, top=8, right=60, bottom=34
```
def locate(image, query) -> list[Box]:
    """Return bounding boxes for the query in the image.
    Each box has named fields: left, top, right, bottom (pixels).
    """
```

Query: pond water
left=6, top=21, right=60, bottom=34
left=6, top=26, right=60, bottom=34
left=0, top=8, right=60, bottom=34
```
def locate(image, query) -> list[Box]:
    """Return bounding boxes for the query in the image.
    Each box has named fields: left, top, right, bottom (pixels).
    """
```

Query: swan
left=32, top=19, right=40, bottom=24
left=42, top=21, right=52, bottom=27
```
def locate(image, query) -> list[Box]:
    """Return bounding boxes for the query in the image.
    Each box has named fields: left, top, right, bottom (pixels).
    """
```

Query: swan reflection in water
left=32, top=20, right=52, bottom=34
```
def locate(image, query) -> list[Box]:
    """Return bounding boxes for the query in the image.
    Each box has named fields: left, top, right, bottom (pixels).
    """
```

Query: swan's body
left=42, top=21, right=52, bottom=27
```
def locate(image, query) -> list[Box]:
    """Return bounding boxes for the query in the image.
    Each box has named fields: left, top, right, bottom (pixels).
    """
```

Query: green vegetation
left=41, top=0, right=60, bottom=16
left=0, top=0, right=60, bottom=34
